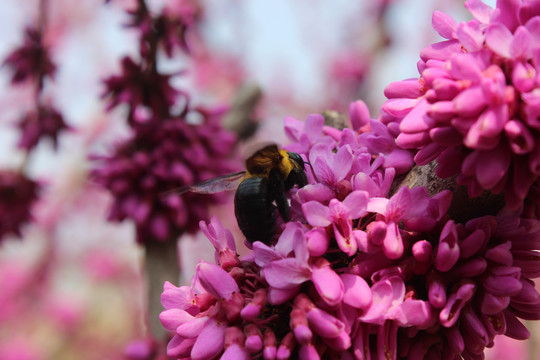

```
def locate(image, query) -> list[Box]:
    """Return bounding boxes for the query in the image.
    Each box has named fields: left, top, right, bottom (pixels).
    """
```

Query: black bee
left=168, top=144, right=307, bottom=243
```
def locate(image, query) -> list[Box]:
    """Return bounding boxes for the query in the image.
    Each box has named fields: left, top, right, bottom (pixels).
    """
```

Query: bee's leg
left=269, top=169, right=290, bottom=221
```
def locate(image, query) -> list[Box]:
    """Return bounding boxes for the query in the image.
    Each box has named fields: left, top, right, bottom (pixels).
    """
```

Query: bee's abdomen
left=234, top=177, right=276, bottom=243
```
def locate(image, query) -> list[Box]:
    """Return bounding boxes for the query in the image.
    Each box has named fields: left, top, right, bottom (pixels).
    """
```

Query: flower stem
left=144, top=237, right=180, bottom=340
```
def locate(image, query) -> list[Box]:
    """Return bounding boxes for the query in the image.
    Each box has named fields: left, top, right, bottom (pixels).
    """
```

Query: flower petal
left=302, top=201, right=332, bottom=227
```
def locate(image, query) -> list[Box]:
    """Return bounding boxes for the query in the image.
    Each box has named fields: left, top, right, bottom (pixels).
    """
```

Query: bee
left=167, top=144, right=307, bottom=244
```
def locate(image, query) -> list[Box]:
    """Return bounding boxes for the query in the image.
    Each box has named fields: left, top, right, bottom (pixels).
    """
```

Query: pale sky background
left=0, top=0, right=479, bottom=169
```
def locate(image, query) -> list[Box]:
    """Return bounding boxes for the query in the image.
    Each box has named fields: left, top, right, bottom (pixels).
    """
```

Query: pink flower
left=308, top=144, right=353, bottom=190
left=263, top=223, right=345, bottom=306
left=352, top=100, right=415, bottom=174
left=284, top=114, right=335, bottom=156
left=199, top=216, right=239, bottom=269
left=303, top=190, right=369, bottom=256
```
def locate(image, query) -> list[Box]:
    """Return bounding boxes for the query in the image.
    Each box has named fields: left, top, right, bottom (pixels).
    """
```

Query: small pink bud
left=483, top=266, right=523, bottom=297
left=244, top=324, right=263, bottom=353
left=448, top=257, right=487, bottom=278
left=459, top=228, right=487, bottom=259
left=305, top=228, right=330, bottom=256
left=484, top=241, right=512, bottom=265
left=461, top=308, right=489, bottom=353
left=427, top=272, right=446, bottom=309
left=412, top=240, right=432, bottom=262
left=367, top=220, right=386, bottom=245
left=322, top=330, right=351, bottom=351
left=241, top=288, right=267, bottom=321
left=348, top=100, right=371, bottom=130
left=505, top=119, right=535, bottom=154
left=290, top=309, right=312, bottom=345
left=190, top=319, right=226, bottom=360
left=276, top=332, right=295, bottom=360
left=481, top=292, right=510, bottom=315
left=504, top=309, right=530, bottom=340
left=263, top=329, right=277, bottom=360
left=384, top=79, right=424, bottom=99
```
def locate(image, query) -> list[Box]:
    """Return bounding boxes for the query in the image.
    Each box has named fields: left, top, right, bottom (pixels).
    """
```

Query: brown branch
left=391, top=160, right=505, bottom=223
left=222, top=82, right=261, bottom=139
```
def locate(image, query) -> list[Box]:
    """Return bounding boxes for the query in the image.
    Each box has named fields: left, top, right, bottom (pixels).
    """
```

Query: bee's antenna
left=303, top=161, right=318, bottom=181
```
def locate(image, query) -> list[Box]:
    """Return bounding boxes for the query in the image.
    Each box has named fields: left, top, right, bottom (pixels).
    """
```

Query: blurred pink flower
left=0, top=171, right=39, bottom=241
left=2, top=26, right=56, bottom=87
left=0, top=340, right=40, bottom=360
left=17, top=105, right=70, bottom=150
left=102, top=56, right=180, bottom=130
left=92, top=107, right=237, bottom=243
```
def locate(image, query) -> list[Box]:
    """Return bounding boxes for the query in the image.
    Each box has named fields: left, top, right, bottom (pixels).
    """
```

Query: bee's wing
left=161, top=171, right=246, bottom=198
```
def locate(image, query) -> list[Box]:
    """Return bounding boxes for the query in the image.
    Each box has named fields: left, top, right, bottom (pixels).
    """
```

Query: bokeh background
left=1, top=0, right=536, bottom=359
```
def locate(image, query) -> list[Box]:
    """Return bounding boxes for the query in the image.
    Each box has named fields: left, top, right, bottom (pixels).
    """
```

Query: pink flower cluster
left=3, top=26, right=69, bottom=151
left=160, top=109, right=540, bottom=358
left=102, top=0, right=205, bottom=132
left=381, top=0, right=540, bottom=213
left=94, top=0, right=238, bottom=243
left=0, top=171, right=38, bottom=242
left=102, top=56, right=180, bottom=131
left=3, top=26, right=56, bottom=86
left=92, top=108, right=237, bottom=243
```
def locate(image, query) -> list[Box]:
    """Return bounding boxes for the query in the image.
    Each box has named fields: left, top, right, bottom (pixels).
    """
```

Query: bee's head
left=287, top=151, right=305, bottom=170
left=285, top=151, right=307, bottom=189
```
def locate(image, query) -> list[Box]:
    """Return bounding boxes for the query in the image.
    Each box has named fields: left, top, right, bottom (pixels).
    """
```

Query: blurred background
left=2, top=0, right=534, bottom=359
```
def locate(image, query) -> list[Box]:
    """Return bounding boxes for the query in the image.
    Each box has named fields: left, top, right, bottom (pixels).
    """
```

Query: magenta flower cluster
left=94, top=0, right=238, bottom=243
left=0, top=171, right=39, bottom=241
left=381, top=0, right=540, bottom=213
left=160, top=104, right=540, bottom=358
left=92, top=108, right=237, bottom=243
left=3, top=26, right=56, bottom=86
left=3, top=26, right=69, bottom=151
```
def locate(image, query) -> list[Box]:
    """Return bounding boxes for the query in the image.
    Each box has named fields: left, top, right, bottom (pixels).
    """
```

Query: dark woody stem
left=36, top=0, right=49, bottom=96
left=392, top=160, right=505, bottom=223
left=136, top=0, right=157, bottom=72
left=135, top=0, right=169, bottom=119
